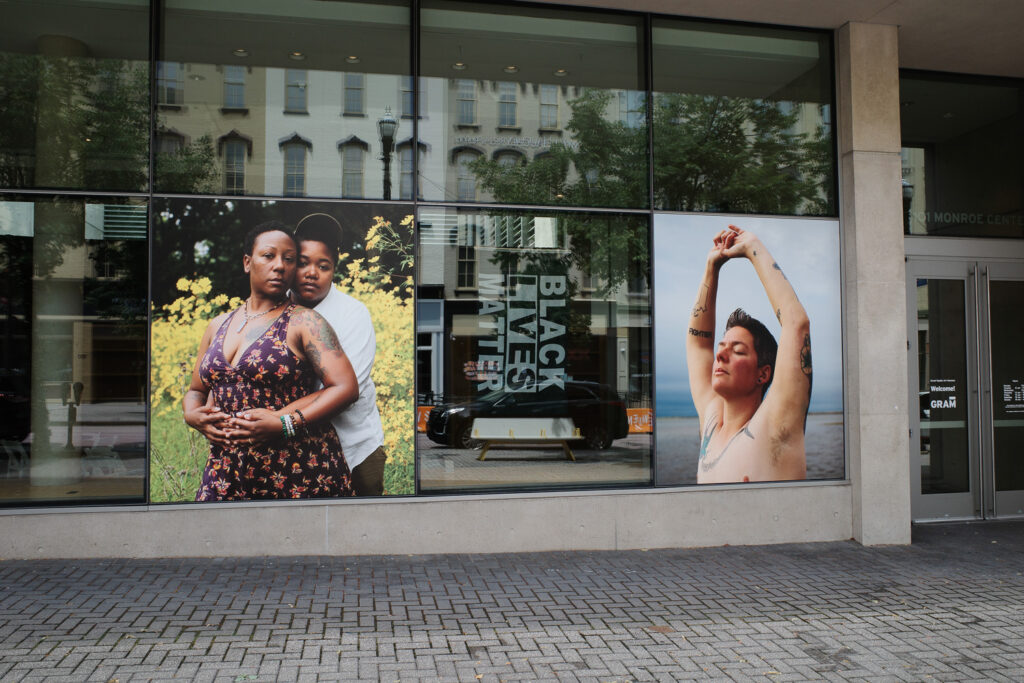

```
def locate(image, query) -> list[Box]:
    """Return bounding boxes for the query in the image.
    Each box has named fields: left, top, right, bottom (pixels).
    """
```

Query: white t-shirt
left=313, top=285, right=384, bottom=470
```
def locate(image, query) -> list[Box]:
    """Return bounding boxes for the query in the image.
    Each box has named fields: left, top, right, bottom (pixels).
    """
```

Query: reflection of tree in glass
left=470, top=88, right=834, bottom=216
left=0, top=54, right=217, bottom=194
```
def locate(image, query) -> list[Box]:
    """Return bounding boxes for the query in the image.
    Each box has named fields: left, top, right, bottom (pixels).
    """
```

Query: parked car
left=0, top=372, right=31, bottom=442
left=425, top=381, right=629, bottom=450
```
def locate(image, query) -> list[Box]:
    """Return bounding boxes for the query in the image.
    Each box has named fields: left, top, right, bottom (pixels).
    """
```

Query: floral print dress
left=195, top=305, right=353, bottom=500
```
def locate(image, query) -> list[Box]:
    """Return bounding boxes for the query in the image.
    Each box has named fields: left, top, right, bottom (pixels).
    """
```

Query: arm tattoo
left=692, top=283, right=710, bottom=318
left=775, top=308, right=781, bottom=322
left=772, top=262, right=789, bottom=281
left=800, top=333, right=812, bottom=379
left=800, top=332, right=813, bottom=425
left=301, top=311, right=342, bottom=381
left=185, top=390, right=205, bottom=404
left=688, top=327, right=713, bottom=339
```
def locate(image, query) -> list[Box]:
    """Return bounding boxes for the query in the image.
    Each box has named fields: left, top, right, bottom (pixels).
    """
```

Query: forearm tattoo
left=800, top=331, right=813, bottom=397
left=772, top=262, right=789, bottom=281
left=688, top=327, right=713, bottom=339
left=692, top=283, right=710, bottom=318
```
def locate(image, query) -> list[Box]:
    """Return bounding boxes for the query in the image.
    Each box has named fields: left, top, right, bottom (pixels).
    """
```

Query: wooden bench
left=470, top=417, right=579, bottom=461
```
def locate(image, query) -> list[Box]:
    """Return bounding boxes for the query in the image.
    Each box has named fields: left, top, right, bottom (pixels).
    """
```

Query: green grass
left=149, top=407, right=415, bottom=501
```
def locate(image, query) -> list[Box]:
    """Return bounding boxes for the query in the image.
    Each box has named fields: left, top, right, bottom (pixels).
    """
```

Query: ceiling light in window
left=288, top=51, right=306, bottom=61
left=503, top=65, right=519, bottom=74
left=232, top=48, right=249, bottom=58
left=188, top=74, right=205, bottom=81
left=553, top=68, right=569, bottom=77
left=452, top=62, right=467, bottom=71
left=346, top=55, right=360, bottom=64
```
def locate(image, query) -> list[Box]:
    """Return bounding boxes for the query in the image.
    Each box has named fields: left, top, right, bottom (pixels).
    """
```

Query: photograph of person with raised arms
left=653, top=215, right=844, bottom=486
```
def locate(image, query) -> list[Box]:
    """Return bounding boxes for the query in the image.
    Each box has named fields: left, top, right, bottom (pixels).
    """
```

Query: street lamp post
left=377, top=107, right=398, bottom=200
left=902, top=179, right=914, bottom=233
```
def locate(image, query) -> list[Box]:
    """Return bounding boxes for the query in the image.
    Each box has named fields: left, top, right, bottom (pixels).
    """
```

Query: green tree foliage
left=468, top=88, right=833, bottom=294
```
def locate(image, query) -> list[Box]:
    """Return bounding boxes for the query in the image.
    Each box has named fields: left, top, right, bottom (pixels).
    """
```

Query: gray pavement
left=1, top=521, right=1023, bottom=682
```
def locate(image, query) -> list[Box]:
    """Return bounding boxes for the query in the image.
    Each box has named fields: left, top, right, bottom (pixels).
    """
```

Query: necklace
left=236, top=298, right=285, bottom=333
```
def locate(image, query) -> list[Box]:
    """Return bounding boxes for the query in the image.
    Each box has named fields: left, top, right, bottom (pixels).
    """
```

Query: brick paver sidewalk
left=1, top=521, right=1022, bottom=681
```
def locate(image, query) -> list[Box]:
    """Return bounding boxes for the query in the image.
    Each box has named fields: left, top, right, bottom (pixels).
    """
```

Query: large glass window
left=651, top=20, right=836, bottom=215
left=420, top=0, right=648, bottom=207
left=0, top=0, right=150, bottom=192
left=416, top=207, right=653, bottom=493
left=0, top=196, right=147, bottom=506
left=900, top=73, right=1024, bottom=237
left=156, top=0, right=410, bottom=198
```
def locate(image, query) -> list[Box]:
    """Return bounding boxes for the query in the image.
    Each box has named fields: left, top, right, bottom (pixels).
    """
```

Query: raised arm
left=721, top=226, right=812, bottom=431
left=686, top=230, right=733, bottom=423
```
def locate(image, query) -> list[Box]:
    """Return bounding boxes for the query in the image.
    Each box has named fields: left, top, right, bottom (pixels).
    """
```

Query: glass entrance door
left=907, top=258, right=1024, bottom=520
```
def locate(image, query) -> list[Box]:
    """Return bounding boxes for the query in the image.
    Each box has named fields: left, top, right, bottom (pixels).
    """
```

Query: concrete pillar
left=836, top=23, right=911, bottom=544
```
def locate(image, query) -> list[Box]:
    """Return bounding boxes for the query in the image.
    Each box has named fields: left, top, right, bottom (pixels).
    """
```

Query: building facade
left=0, top=0, right=1021, bottom=557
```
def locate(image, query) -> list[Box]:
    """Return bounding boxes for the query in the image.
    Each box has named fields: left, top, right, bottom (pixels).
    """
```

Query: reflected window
left=400, top=76, right=424, bottom=118
left=457, top=80, right=477, bottom=125
left=0, top=197, right=148, bottom=506
left=651, top=19, right=835, bottom=215
left=341, top=143, right=364, bottom=198
left=617, top=91, right=644, bottom=128
left=157, top=62, right=185, bottom=106
left=900, top=73, right=1024, bottom=237
left=223, top=65, right=246, bottom=108
left=495, top=150, right=523, bottom=169
left=540, top=85, right=559, bottom=129
left=455, top=149, right=480, bottom=201
left=415, top=206, right=652, bottom=493
left=158, top=0, right=410, bottom=198
left=420, top=0, right=647, bottom=207
left=0, top=0, right=150, bottom=191
left=457, top=245, right=476, bottom=288
left=497, top=82, right=518, bottom=128
left=344, top=73, right=365, bottom=115
left=398, top=142, right=425, bottom=200
left=224, top=140, right=246, bottom=195
left=284, top=143, right=306, bottom=196
left=157, top=131, right=185, bottom=155
left=285, top=69, right=308, bottom=113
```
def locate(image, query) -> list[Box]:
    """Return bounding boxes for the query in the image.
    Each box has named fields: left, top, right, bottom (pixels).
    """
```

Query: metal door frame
left=905, top=236, right=1024, bottom=521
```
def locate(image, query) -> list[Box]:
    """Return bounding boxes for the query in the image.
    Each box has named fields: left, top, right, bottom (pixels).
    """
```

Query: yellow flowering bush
left=149, top=216, right=415, bottom=501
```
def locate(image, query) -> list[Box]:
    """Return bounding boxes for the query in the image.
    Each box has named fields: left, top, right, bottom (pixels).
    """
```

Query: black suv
left=425, top=381, right=629, bottom=450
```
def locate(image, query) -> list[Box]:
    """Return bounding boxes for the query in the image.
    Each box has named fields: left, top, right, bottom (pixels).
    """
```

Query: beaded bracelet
left=294, top=409, right=308, bottom=433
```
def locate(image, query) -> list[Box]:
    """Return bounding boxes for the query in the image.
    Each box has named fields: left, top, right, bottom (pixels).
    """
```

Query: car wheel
left=584, top=424, right=612, bottom=450
left=454, top=423, right=483, bottom=450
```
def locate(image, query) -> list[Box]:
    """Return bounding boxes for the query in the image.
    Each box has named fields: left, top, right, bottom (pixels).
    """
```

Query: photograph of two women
left=149, top=198, right=414, bottom=502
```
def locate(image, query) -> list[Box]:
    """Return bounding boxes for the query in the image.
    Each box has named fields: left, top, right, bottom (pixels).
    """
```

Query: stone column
left=836, top=23, right=911, bottom=544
